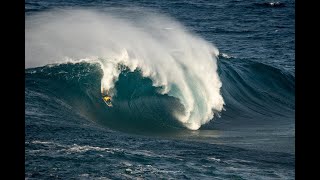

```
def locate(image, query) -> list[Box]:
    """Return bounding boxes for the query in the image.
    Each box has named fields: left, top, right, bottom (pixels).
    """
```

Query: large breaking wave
left=25, top=9, right=225, bottom=130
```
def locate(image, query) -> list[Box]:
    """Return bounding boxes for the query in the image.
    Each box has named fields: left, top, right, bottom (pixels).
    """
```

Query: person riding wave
left=102, top=90, right=112, bottom=107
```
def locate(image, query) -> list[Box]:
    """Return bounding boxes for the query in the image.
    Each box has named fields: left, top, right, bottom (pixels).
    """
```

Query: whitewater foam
left=219, top=53, right=235, bottom=59
left=25, top=9, right=224, bottom=130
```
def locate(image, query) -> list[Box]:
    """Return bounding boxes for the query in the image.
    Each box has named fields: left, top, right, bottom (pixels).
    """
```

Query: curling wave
left=25, top=55, right=294, bottom=133
left=25, top=9, right=224, bottom=130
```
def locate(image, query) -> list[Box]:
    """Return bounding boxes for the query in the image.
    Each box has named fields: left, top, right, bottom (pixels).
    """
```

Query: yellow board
left=103, top=96, right=111, bottom=101
left=102, top=96, right=112, bottom=107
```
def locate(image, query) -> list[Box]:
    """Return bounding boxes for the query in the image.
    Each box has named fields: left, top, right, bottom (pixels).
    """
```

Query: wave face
left=26, top=9, right=224, bottom=130
left=215, top=55, right=294, bottom=129
left=25, top=54, right=294, bottom=133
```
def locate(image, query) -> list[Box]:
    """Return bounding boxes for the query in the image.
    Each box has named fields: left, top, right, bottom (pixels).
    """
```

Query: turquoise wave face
left=25, top=55, right=294, bottom=133
left=26, top=62, right=186, bottom=133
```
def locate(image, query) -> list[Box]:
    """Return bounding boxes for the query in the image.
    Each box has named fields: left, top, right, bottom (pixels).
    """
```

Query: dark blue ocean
left=25, top=0, right=295, bottom=179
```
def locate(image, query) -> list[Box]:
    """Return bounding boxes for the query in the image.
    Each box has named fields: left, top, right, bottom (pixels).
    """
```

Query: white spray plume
left=25, top=8, right=224, bottom=130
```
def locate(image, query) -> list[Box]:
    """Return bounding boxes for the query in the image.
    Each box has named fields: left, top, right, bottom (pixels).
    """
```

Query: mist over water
left=25, top=9, right=224, bottom=130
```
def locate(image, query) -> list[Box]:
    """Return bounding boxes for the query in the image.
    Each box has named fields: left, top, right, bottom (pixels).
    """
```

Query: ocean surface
left=25, top=0, right=295, bottom=179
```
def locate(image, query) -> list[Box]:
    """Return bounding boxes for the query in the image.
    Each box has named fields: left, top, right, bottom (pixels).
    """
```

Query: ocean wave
left=25, top=53, right=294, bottom=133
left=25, top=8, right=294, bottom=133
left=25, top=8, right=224, bottom=130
